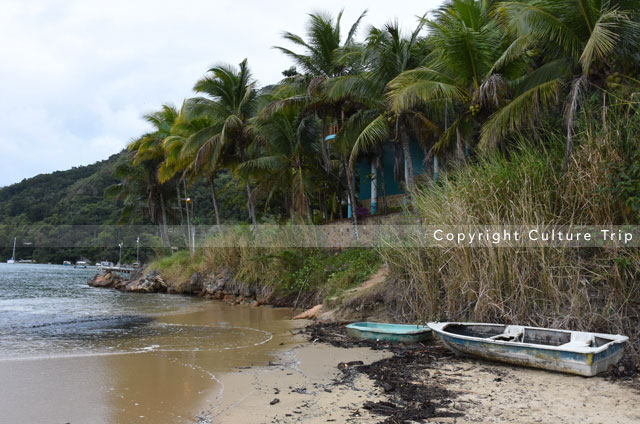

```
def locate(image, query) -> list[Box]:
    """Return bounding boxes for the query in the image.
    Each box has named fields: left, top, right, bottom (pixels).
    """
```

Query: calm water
left=0, top=263, right=295, bottom=423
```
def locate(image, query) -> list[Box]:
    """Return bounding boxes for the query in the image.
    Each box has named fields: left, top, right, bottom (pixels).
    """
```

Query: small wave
left=26, top=314, right=154, bottom=330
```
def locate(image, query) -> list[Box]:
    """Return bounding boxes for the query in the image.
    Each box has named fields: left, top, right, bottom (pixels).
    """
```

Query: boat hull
left=430, top=323, right=627, bottom=377
left=438, top=331, right=623, bottom=376
left=346, top=323, right=432, bottom=343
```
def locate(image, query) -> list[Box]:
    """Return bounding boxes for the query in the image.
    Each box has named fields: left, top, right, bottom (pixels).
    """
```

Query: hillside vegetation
left=0, top=153, right=251, bottom=264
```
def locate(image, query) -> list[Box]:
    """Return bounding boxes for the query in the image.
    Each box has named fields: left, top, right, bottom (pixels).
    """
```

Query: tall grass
left=380, top=101, right=640, bottom=357
left=149, top=225, right=380, bottom=303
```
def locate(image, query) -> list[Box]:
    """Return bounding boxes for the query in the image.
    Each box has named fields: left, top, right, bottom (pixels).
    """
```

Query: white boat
left=6, top=237, right=16, bottom=264
left=428, top=322, right=628, bottom=377
left=62, top=260, right=72, bottom=266
left=96, top=261, right=114, bottom=271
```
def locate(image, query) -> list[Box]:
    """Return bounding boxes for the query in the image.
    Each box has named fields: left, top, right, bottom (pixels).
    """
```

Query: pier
left=98, top=266, right=137, bottom=275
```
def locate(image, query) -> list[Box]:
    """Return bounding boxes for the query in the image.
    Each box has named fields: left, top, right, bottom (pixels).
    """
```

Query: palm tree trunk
left=456, top=126, right=465, bottom=164
left=377, top=151, right=388, bottom=214
left=343, top=158, right=359, bottom=241
left=245, top=182, right=257, bottom=232
left=564, top=76, right=586, bottom=172
left=321, top=127, right=332, bottom=172
left=400, top=126, right=415, bottom=192
left=159, top=191, right=169, bottom=249
left=240, top=146, right=258, bottom=232
left=176, top=181, right=188, bottom=246
left=306, top=201, right=313, bottom=224
left=319, top=192, right=328, bottom=222
left=208, top=174, right=221, bottom=230
left=287, top=191, right=295, bottom=224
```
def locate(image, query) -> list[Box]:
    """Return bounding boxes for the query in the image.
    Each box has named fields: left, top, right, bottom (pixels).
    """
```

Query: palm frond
left=480, top=78, right=562, bottom=149
left=349, top=114, right=390, bottom=167
left=387, top=67, right=470, bottom=113
left=580, top=8, right=630, bottom=73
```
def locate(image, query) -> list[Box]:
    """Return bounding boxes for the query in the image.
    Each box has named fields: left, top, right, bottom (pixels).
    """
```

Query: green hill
left=0, top=152, right=265, bottom=264
left=0, top=153, right=126, bottom=226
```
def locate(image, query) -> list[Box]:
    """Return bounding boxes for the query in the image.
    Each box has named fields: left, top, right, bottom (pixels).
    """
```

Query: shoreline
left=86, top=271, right=640, bottom=422
left=201, top=331, right=392, bottom=423
left=203, top=323, right=640, bottom=424
left=0, top=289, right=299, bottom=424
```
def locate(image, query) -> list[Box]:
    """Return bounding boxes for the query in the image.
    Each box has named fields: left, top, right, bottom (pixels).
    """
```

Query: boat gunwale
left=428, top=322, right=628, bottom=355
left=346, top=322, right=432, bottom=336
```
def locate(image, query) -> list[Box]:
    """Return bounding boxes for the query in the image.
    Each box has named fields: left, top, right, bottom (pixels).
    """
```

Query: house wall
left=357, top=140, right=426, bottom=208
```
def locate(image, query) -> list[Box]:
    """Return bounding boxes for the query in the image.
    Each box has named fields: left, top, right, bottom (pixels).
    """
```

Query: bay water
left=0, top=263, right=295, bottom=423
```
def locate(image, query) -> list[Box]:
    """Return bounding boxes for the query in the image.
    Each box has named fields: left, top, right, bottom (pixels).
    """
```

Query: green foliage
left=601, top=103, right=640, bottom=223
left=380, top=100, right=640, bottom=356
left=148, top=250, right=204, bottom=288
left=279, top=248, right=381, bottom=298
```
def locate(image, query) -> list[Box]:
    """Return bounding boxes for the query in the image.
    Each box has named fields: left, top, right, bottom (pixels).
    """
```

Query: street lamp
left=184, top=197, right=193, bottom=254
left=118, top=242, right=123, bottom=266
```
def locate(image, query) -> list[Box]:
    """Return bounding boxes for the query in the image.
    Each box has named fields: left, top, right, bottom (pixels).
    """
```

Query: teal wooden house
left=354, top=140, right=426, bottom=215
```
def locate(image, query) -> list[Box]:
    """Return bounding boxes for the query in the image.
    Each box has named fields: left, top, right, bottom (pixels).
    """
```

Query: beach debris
left=337, top=361, right=364, bottom=373
left=293, top=304, right=323, bottom=320
left=305, top=323, right=462, bottom=422
left=381, top=382, right=395, bottom=392
left=269, top=398, right=280, bottom=405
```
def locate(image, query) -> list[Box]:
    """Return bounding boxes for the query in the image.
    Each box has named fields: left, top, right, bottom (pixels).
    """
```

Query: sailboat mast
left=12, top=237, right=16, bottom=260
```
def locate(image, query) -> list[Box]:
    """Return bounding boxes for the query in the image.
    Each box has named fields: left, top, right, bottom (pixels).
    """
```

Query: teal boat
left=346, top=322, right=432, bottom=343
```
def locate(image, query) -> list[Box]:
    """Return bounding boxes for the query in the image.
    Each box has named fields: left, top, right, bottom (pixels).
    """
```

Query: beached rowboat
left=428, top=322, right=628, bottom=377
left=346, top=322, right=432, bottom=343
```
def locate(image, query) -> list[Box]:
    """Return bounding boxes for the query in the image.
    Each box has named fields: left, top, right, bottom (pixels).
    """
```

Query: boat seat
left=559, top=333, right=594, bottom=349
left=488, top=325, right=525, bottom=342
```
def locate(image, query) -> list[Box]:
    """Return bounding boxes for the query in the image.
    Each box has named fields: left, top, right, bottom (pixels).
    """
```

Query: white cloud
left=0, top=0, right=443, bottom=187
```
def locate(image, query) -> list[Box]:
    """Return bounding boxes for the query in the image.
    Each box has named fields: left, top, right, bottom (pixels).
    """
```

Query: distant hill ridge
left=0, top=152, right=125, bottom=225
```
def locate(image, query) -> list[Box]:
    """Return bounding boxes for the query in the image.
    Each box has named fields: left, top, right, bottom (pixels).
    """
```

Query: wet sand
left=0, top=301, right=298, bottom=424
left=209, top=335, right=392, bottom=423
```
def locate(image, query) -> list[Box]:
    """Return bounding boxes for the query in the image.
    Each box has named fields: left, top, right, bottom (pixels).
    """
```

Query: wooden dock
left=98, top=266, right=137, bottom=275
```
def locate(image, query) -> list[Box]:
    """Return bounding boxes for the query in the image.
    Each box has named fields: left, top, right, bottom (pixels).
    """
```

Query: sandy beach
left=206, top=334, right=391, bottom=423
left=203, top=324, right=640, bottom=424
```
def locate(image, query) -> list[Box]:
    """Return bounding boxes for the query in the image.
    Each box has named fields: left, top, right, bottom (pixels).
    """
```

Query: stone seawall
left=88, top=268, right=276, bottom=307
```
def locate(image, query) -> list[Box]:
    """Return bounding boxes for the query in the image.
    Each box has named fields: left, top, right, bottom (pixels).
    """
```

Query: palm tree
left=244, top=101, right=323, bottom=222
left=158, top=106, right=223, bottom=229
left=127, top=104, right=181, bottom=247
left=273, top=9, right=367, bottom=222
left=186, top=59, right=261, bottom=231
left=492, top=0, right=640, bottom=170
left=329, top=20, right=430, bottom=197
left=387, top=0, right=516, bottom=164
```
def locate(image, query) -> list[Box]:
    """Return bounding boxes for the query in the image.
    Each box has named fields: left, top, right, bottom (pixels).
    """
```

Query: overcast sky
left=0, top=0, right=443, bottom=187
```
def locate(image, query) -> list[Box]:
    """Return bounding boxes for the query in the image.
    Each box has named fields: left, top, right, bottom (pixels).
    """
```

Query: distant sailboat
left=7, top=237, right=16, bottom=264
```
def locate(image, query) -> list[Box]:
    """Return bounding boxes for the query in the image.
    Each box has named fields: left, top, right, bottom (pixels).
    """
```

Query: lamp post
left=184, top=197, right=193, bottom=254
left=118, top=242, right=123, bottom=266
